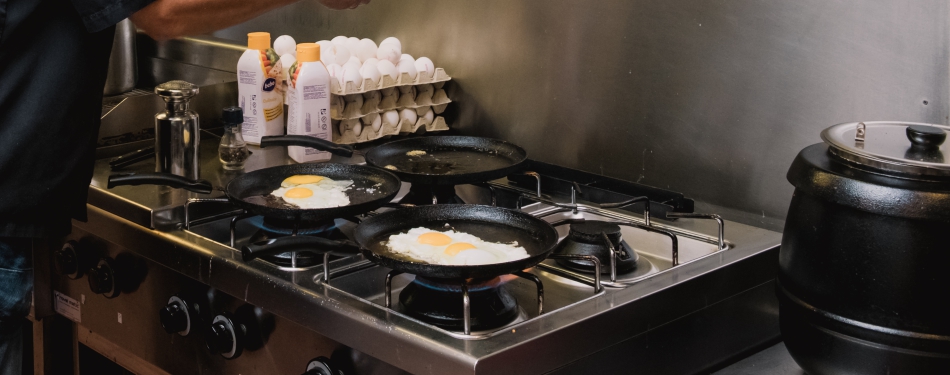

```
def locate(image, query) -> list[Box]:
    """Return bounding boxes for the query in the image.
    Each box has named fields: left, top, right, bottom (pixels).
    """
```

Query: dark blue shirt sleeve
left=70, top=0, right=155, bottom=32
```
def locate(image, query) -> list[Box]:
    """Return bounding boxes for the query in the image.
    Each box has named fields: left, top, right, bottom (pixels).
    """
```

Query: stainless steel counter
left=82, top=132, right=783, bottom=374
left=714, top=342, right=804, bottom=375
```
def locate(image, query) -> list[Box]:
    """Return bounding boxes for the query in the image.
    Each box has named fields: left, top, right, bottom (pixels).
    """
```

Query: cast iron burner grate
left=398, top=184, right=465, bottom=205
left=399, top=277, right=519, bottom=331
left=247, top=217, right=344, bottom=268
left=553, top=221, right=639, bottom=274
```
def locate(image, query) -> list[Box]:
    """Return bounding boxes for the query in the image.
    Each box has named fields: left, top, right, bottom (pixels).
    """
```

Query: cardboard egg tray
left=333, top=67, right=451, bottom=96
left=329, top=81, right=452, bottom=144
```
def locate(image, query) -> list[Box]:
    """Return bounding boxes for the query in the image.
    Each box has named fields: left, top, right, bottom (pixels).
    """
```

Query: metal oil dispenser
left=154, top=80, right=200, bottom=179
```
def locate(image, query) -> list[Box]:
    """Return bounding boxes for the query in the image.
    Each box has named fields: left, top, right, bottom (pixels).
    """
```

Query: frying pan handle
left=109, top=146, right=155, bottom=169
left=260, top=135, right=354, bottom=158
left=241, top=236, right=360, bottom=261
left=107, top=173, right=213, bottom=194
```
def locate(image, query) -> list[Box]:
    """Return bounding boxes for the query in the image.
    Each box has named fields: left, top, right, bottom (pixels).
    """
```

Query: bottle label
left=263, top=78, right=277, bottom=92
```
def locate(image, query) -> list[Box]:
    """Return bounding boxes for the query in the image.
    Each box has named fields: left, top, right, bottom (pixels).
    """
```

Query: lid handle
left=906, top=125, right=947, bottom=149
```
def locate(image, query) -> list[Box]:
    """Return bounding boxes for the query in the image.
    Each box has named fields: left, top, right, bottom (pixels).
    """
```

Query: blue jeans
left=0, top=238, right=32, bottom=375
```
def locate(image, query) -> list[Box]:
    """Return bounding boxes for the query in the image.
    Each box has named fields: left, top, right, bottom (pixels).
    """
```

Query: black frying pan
left=225, top=162, right=400, bottom=222
left=364, top=136, right=528, bottom=185
left=354, top=205, right=558, bottom=280
left=109, top=135, right=401, bottom=223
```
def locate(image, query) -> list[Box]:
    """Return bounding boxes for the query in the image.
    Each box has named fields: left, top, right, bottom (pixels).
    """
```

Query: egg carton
left=331, top=84, right=451, bottom=120
left=333, top=67, right=451, bottom=96
left=333, top=115, right=449, bottom=145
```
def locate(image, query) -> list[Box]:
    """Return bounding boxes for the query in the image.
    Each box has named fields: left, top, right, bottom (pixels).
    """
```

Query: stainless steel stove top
left=81, top=135, right=783, bottom=374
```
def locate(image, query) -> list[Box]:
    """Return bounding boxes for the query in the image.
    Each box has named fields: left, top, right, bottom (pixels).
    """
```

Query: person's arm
left=131, top=0, right=370, bottom=41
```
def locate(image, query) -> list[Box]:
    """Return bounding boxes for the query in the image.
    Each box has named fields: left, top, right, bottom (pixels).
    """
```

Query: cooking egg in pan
left=386, top=227, right=529, bottom=266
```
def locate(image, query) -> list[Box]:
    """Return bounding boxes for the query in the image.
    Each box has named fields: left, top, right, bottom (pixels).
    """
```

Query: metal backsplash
left=202, top=0, right=948, bottom=223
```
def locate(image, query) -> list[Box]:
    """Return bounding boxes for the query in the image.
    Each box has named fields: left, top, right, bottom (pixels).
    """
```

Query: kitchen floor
left=712, top=342, right=805, bottom=375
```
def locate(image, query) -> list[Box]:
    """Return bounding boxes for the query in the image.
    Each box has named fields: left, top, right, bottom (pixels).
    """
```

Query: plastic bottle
left=237, top=32, right=284, bottom=145
left=286, top=43, right=332, bottom=163
left=218, top=107, right=249, bottom=170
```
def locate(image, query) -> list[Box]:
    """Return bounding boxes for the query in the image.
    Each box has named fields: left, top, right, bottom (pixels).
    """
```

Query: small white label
left=80, top=294, right=85, bottom=304
left=117, top=313, right=122, bottom=324
left=53, top=291, right=81, bottom=323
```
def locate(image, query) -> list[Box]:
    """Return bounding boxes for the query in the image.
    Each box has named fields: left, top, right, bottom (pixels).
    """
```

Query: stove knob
left=303, top=357, right=343, bottom=375
left=87, top=258, right=119, bottom=298
left=206, top=313, right=244, bottom=359
left=160, top=296, right=197, bottom=336
left=54, top=240, right=86, bottom=279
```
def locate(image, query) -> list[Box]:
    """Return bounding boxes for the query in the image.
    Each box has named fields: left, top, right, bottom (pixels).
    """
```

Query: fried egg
left=386, top=227, right=529, bottom=265
left=271, top=175, right=353, bottom=209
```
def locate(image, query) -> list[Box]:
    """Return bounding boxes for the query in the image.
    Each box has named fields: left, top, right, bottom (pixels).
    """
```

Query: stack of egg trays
left=330, top=69, right=452, bottom=145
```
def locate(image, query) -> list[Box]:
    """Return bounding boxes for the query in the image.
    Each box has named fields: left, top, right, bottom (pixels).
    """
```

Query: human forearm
left=131, top=0, right=299, bottom=41
left=130, top=0, right=370, bottom=41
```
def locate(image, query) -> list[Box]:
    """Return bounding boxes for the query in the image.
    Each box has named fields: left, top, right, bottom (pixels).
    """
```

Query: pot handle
left=260, top=135, right=354, bottom=158
left=241, top=236, right=360, bottom=262
left=107, top=172, right=213, bottom=194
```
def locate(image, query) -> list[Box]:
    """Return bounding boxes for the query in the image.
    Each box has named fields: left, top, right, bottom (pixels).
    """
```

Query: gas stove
left=48, top=136, right=782, bottom=374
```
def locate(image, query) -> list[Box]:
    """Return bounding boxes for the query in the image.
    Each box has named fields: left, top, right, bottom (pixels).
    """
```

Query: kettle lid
left=821, top=121, right=950, bottom=177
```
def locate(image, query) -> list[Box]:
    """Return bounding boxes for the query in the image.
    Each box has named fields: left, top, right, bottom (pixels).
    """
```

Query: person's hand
left=319, top=0, right=370, bottom=10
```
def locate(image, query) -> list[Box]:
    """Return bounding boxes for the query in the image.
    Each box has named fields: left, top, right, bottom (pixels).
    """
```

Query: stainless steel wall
left=213, top=0, right=949, bottom=223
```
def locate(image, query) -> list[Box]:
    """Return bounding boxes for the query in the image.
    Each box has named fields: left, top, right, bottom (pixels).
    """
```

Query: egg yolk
left=417, top=232, right=452, bottom=246
left=444, top=242, right=476, bottom=256
left=284, top=187, right=314, bottom=198
left=283, top=175, right=325, bottom=185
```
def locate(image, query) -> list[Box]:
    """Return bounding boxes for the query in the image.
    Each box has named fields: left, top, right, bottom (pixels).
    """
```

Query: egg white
left=271, top=177, right=353, bottom=209
left=385, top=227, right=529, bottom=266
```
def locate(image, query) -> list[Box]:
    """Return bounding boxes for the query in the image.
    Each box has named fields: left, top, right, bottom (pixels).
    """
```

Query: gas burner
left=399, top=276, right=519, bottom=331
left=553, top=221, right=639, bottom=274
left=248, top=218, right=346, bottom=268
left=399, top=184, right=465, bottom=205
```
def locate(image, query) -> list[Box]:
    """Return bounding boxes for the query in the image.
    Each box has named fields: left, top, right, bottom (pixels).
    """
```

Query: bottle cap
left=222, top=107, right=243, bottom=125
left=247, top=32, right=271, bottom=50
left=297, top=43, right=320, bottom=63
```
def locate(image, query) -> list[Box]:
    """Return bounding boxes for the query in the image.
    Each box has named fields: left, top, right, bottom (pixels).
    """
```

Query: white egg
left=274, top=35, right=297, bottom=57
left=340, top=118, right=361, bottom=137
left=360, top=61, right=381, bottom=85
left=399, top=54, right=414, bottom=63
left=416, top=105, right=433, bottom=119
left=356, top=39, right=378, bottom=62
left=381, top=110, right=399, bottom=126
left=384, top=227, right=529, bottom=265
left=344, top=37, right=361, bottom=56
left=396, top=59, right=418, bottom=80
left=366, top=113, right=382, bottom=132
left=331, top=35, right=349, bottom=46
left=340, top=63, right=362, bottom=88
left=376, top=43, right=401, bottom=64
left=414, top=57, right=434, bottom=79
left=325, top=64, right=343, bottom=91
left=347, top=55, right=361, bottom=67
left=279, top=54, right=296, bottom=82
left=376, top=59, right=399, bottom=82
left=399, top=108, right=418, bottom=125
left=379, top=37, right=401, bottom=51
left=332, top=44, right=351, bottom=66
left=316, top=40, right=335, bottom=65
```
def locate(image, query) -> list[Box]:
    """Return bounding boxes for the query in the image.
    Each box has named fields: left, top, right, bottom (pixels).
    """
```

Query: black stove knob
left=55, top=240, right=89, bottom=279
left=304, top=357, right=343, bottom=375
left=87, top=258, right=119, bottom=298
left=160, top=296, right=197, bottom=336
left=206, top=313, right=244, bottom=359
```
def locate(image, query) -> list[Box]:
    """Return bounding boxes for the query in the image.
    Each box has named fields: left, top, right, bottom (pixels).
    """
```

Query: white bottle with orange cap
left=286, top=43, right=332, bottom=163
left=237, top=32, right=284, bottom=145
